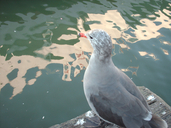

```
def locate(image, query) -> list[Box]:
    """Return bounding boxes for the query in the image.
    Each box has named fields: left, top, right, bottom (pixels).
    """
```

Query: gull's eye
left=89, top=36, right=93, bottom=39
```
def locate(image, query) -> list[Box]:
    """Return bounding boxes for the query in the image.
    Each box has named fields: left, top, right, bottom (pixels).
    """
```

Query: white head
left=79, top=29, right=113, bottom=58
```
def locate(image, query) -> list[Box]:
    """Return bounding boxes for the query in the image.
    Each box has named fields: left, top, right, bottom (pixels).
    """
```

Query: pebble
left=85, top=111, right=94, bottom=118
left=74, top=118, right=85, bottom=126
left=42, top=116, right=45, bottom=119
left=162, top=111, right=166, bottom=115
left=147, top=95, right=155, bottom=101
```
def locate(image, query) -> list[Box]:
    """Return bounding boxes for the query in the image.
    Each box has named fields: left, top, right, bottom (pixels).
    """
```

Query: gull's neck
left=89, top=52, right=112, bottom=66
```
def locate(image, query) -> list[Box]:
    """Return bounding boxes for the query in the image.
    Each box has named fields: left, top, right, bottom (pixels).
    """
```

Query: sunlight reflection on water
left=1, top=6, right=170, bottom=98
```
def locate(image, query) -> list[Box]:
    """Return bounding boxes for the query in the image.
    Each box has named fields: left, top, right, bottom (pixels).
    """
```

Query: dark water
left=0, top=0, right=171, bottom=128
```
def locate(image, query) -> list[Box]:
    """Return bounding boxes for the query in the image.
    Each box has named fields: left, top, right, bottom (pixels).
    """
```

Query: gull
left=79, top=29, right=167, bottom=128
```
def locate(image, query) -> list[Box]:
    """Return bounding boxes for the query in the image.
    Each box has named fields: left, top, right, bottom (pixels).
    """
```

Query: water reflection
left=0, top=56, right=48, bottom=99
left=0, top=0, right=171, bottom=100
left=160, top=48, right=169, bottom=55
left=139, top=51, right=158, bottom=60
left=121, top=66, right=139, bottom=76
left=160, top=40, right=171, bottom=45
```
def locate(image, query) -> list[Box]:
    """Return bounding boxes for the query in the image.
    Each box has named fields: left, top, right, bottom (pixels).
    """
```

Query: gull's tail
left=148, top=114, right=168, bottom=128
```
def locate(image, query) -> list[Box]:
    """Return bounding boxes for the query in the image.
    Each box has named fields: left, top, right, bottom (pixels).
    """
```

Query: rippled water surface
left=0, top=0, right=171, bottom=127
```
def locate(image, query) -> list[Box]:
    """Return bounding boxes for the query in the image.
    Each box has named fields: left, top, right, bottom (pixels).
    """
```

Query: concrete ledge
left=50, top=86, right=171, bottom=128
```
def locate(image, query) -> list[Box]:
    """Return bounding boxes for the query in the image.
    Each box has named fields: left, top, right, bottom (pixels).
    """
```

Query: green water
left=0, top=0, right=171, bottom=127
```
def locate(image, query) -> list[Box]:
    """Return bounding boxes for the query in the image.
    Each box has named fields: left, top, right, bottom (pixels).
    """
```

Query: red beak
left=78, top=33, right=87, bottom=38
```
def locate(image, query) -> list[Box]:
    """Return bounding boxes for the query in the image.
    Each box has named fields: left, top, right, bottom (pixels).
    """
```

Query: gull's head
left=79, top=29, right=113, bottom=57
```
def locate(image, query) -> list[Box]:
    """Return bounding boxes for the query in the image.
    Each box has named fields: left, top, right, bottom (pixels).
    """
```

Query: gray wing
left=90, top=82, right=150, bottom=128
left=116, top=67, right=150, bottom=111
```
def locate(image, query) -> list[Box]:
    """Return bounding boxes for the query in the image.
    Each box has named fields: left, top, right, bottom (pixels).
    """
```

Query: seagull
left=79, top=29, right=168, bottom=128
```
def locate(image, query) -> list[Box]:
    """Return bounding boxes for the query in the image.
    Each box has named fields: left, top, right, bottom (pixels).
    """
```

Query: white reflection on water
left=0, top=55, right=52, bottom=99
left=0, top=2, right=171, bottom=99
left=138, top=51, right=159, bottom=60
left=121, top=66, right=139, bottom=76
left=132, top=10, right=171, bottom=42
left=160, top=48, right=169, bottom=55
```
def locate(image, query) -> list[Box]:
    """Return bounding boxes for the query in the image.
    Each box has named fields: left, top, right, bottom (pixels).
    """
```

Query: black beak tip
left=78, top=33, right=81, bottom=37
